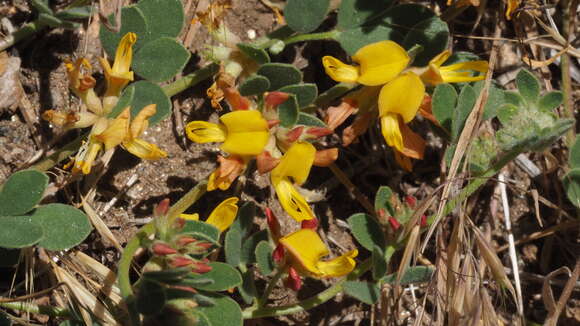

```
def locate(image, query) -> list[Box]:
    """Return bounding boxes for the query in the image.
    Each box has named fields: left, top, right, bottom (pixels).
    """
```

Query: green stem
left=281, top=30, right=340, bottom=46
left=242, top=259, right=371, bottom=319
left=166, top=180, right=208, bottom=224
left=257, top=267, right=285, bottom=307
left=30, top=132, right=86, bottom=172
left=0, top=21, right=46, bottom=52
left=0, top=301, right=71, bottom=318
left=162, top=63, right=219, bottom=97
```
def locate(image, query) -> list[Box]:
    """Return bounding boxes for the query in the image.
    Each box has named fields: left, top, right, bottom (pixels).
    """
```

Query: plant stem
left=0, top=301, right=71, bottom=318
left=560, top=0, right=576, bottom=148
left=257, top=267, right=285, bottom=307
left=30, top=133, right=86, bottom=172
left=0, top=21, right=45, bottom=52
left=242, top=259, right=371, bottom=319
left=281, top=30, right=340, bottom=46
left=166, top=180, right=208, bottom=224
left=162, top=63, right=219, bottom=97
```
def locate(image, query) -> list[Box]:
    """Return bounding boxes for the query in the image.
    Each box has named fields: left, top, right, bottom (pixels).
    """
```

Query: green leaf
left=402, top=17, right=449, bottom=66
left=284, top=0, right=330, bottom=33
left=374, top=186, right=394, bottom=216
left=372, top=245, right=387, bottom=280
left=31, top=0, right=53, bottom=15
left=472, top=81, right=505, bottom=120
left=297, top=113, right=326, bottom=127
left=136, top=0, right=184, bottom=40
left=236, top=43, right=270, bottom=64
left=136, top=279, right=166, bottom=315
left=0, top=216, right=43, bottom=248
left=100, top=6, right=148, bottom=58
left=504, top=91, right=524, bottom=106
left=30, top=204, right=92, bottom=251
left=278, top=84, right=318, bottom=108
left=186, top=262, right=241, bottom=291
left=255, top=241, right=275, bottom=275
left=381, top=266, right=434, bottom=285
left=0, top=248, right=21, bottom=267
left=182, top=220, right=220, bottom=244
left=0, top=170, right=48, bottom=216
left=108, top=84, right=135, bottom=119
left=224, top=228, right=242, bottom=267
left=538, top=91, right=563, bottom=112
left=142, top=267, right=192, bottom=283
left=432, top=83, right=457, bottom=134
left=516, top=69, right=540, bottom=104
left=238, top=269, right=258, bottom=305
left=337, top=25, right=402, bottom=56
left=278, top=94, right=300, bottom=128
left=55, top=6, right=92, bottom=20
left=347, top=213, right=385, bottom=251
left=337, top=0, right=394, bottom=30
left=569, top=136, right=580, bottom=168
left=240, top=230, right=268, bottom=264
left=451, top=84, right=477, bottom=142
left=133, top=37, right=190, bottom=82
left=343, top=281, right=380, bottom=304
left=496, top=104, right=519, bottom=125
left=563, top=168, right=580, bottom=208
left=120, top=81, right=172, bottom=125
left=196, top=293, right=242, bottom=326
left=239, top=75, right=270, bottom=97
left=229, top=201, right=256, bottom=237
left=257, top=63, right=303, bottom=91
left=382, top=4, right=436, bottom=29
left=38, top=13, right=63, bottom=28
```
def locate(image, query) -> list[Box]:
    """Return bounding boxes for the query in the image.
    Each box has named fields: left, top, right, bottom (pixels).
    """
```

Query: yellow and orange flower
left=181, top=197, right=239, bottom=232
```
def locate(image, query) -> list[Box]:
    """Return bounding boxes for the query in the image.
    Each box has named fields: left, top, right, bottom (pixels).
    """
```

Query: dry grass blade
left=82, top=196, right=123, bottom=251
left=69, top=251, right=121, bottom=305
left=543, top=259, right=580, bottom=326
left=395, top=225, right=420, bottom=289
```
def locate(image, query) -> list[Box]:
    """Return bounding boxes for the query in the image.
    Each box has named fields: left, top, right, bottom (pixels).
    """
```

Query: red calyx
left=285, top=266, right=302, bottom=291
left=301, top=218, right=319, bottom=230
left=388, top=217, right=401, bottom=231
left=152, top=242, right=177, bottom=256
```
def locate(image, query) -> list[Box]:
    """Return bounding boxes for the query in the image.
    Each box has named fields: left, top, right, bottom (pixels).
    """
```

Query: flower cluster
left=43, top=33, right=166, bottom=174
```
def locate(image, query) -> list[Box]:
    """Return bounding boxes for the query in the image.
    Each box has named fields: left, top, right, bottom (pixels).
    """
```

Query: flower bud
left=272, top=243, right=285, bottom=263
left=265, top=91, right=289, bottom=108
left=285, top=267, right=302, bottom=291
left=301, top=218, right=318, bottom=230
left=265, top=208, right=281, bottom=241
left=152, top=242, right=177, bottom=256
left=154, top=198, right=171, bottom=217
left=285, top=126, right=304, bottom=142
left=169, top=256, right=194, bottom=268
left=388, top=216, right=401, bottom=231
left=405, top=195, right=416, bottom=208
left=192, top=261, right=212, bottom=274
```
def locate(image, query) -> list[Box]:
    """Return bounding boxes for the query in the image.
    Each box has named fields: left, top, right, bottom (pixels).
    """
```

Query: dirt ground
left=1, top=0, right=579, bottom=325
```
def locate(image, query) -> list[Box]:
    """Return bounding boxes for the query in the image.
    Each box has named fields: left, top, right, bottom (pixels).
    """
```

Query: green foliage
left=225, top=229, right=242, bottom=267
left=182, top=220, right=220, bottom=244
left=381, top=266, right=434, bottom=285
left=343, top=281, right=380, bottom=304
left=279, top=84, right=318, bottom=109
left=132, top=37, right=190, bottom=83
left=402, top=17, right=449, bottom=66
left=136, top=0, right=184, bottom=40
left=432, top=83, right=457, bottom=133
left=239, top=75, right=271, bottom=96
left=570, top=136, right=580, bottom=168
left=337, top=0, right=394, bottom=29
left=240, top=230, right=269, bottom=265
left=451, top=84, right=476, bottom=142
left=0, top=170, right=48, bottom=216
left=374, top=186, right=394, bottom=216
left=277, top=95, right=300, bottom=128
left=100, top=6, right=148, bottom=56
left=297, top=113, right=327, bottom=127
left=236, top=43, right=270, bottom=64
left=229, top=202, right=256, bottom=237
left=30, top=204, right=93, bottom=251
left=196, top=293, right=242, bottom=326
left=115, top=81, right=172, bottom=125
left=255, top=241, right=275, bottom=275
left=284, top=0, right=330, bottom=33
left=187, top=262, right=242, bottom=291
left=136, top=280, right=166, bottom=315
left=538, top=91, right=564, bottom=112
left=563, top=168, right=580, bottom=208
left=0, top=217, right=43, bottom=249
left=372, top=245, right=387, bottom=280
left=472, top=81, right=505, bottom=120
left=257, top=63, right=303, bottom=91
left=347, top=213, right=385, bottom=251
left=515, top=69, right=540, bottom=105
left=238, top=269, right=258, bottom=305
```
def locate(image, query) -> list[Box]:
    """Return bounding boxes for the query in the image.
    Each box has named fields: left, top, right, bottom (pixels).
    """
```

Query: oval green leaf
left=30, top=204, right=92, bottom=251
left=124, top=81, right=172, bottom=125
left=255, top=241, right=275, bottom=276
left=257, top=63, right=302, bottom=91
left=236, top=43, right=270, bottom=64
left=278, top=94, right=299, bottom=128
left=297, top=112, right=326, bottom=127
left=347, top=213, right=385, bottom=251
left=515, top=69, right=540, bottom=105
left=239, top=75, right=270, bottom=97
left=402, top=17, right=449, bottom=66
left=0, top=170, right=48, bottom=216
left=279, top=84, right=318, bottom=108
left=182, top=220, right=220, bottom=244
left=0, top=216, right=43, bottom=248
left=100, top=6, right=148, bottom=58
left=186, top=262, right=242, bottom=291
left=337, top=0, right=394, bottom=30
left=136, top=0, right=184, bottom=40
left=343, top=281, right=380, bottom=304
left=196, top=293, right=242, bottom=326
left=284, top=0, right=330, bottom=33
left=133, top=37, right=190, bottom=82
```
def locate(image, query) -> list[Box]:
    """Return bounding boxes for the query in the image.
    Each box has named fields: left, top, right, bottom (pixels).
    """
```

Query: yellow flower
left=181, top=197, right=239, bottom=232
left=279, top=229, right=358, bottom=278
left=322, top=40, right=410, bottom=86
left=186, top=110, right=269, bottom=156
left=271, top=142, right=316, bottom=222
left=420, top=50, right=488, bottom=86
left=99, top=32, right=136, bottom=111
left=122, top=104, right=168, bottom=160
left=505, top=0, right=520, bottom=20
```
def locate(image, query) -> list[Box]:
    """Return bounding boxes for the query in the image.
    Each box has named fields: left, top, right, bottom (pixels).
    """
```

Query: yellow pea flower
left=279, top=229, right=358, bottom=278
left=99, top=32, right=137, bottom=112
left=186, top=110, right=269, bottom=156
left=122, top=104, right=168, bottom=160
left=420, top=50, right=488, bottom=86
left=322, top=40, right=410, bottom=86
left=181, top=197, right=239, bottom=232
left=270, top=142, right=316, bottom=222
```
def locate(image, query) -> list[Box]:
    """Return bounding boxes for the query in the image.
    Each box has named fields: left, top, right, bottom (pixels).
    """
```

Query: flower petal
left=271, top=142, right=315, bottom=185
left=185, top=121, right=227, bottom=143
left=130, top=104, right=157, bottom=139
left=322, top=56, right=360, bottom=83
left=272, top=177, right=315, bottom=222
left=180, top=213, right=200, bottom=221
left=112, top=32, right=137, bottom=75
left=315, top=249, right=358, bottom=278
left=353, top=41, right=410, bottom=86
left=380, top=114, right=403, bottom=152
left=398, top=119, right=425, bottom=160
left=96, top=108, right=129, bottom=151
left=205, top=197, right=239, bottom=232
left=378, top=72, right=425, bottom=122
left=279, top=229, right=330, bottom=277
left=123, top=138, right=167, bottom=160
left=220, top=110, right=269, bottom=155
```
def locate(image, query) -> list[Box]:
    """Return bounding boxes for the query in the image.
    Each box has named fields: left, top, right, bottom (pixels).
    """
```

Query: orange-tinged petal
left=186, top=121, right=227, bottom=143
left=506, top=0, right=520, bottom=20
left=378, top=72, right=424, bottom=122
left=322, top=56, right=360, bottom=83
left=398, top=120, right=425, bottom=160
left=353, top=41, right=410, bottom=86
left=271, top=142, right=315, bottom=185
left=123, top=138, right=167, bottom=160
left=272, top=177, right=315, bottom=222
left=220, top=110, right=269, bottom=155
left=205, top=197, right=239, bottom=232
left=394, top=151, right=413, bottom=172
left=381, top=114, right=403, bottom=152
left=315, top=249, right=358, bottom=278
left=279, top=229, right=330, bottom=276
left=130, top=104, right=156, bottom=139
